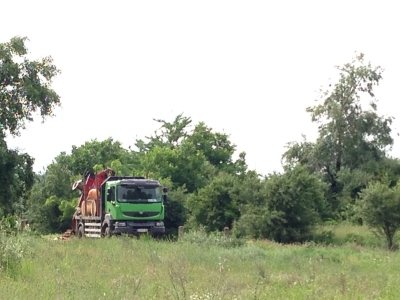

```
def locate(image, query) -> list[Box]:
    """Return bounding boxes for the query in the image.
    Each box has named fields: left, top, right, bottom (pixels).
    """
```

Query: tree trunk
left=384, top=225, right=395, bottom=251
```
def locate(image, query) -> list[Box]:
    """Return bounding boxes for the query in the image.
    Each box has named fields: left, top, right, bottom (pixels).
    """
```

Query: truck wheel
left=152, top=233, right=162, bottom=240
left=104, top=226, right=111, bottom=238
left=77, top=225, right=84, bottom=239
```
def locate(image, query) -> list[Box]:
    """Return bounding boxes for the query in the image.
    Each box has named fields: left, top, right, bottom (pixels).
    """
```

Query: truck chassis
left=73, top=216, right=165, bottom=238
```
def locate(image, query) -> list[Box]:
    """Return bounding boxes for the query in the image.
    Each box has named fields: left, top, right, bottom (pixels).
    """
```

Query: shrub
left=311, top=230, right=335, bottom=245
left=234, top=165, right=328, bottom=244
left=0, top=215, right=18, bottom=234
left=0, top=232, right=25, bottom=276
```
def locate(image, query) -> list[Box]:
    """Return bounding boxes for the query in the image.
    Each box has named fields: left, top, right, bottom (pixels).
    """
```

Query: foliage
left=66, top=138, right=137, bottom=175
left=186, top=122, right=236, bottom=172
left=25, top=166, right=76, bottom=234
left=135, top=113, right=192, bottom=151
left=0, top=215, right=18, bottom=233
left=306, top=53, right=393, bottom=171
left=0, top=217, right=34, bottom=277
left=186, top=172, right=239, bottom=232
left=0, top=135, right=34, bottom=216
left=0, top=232, right=25, bottom=276
left=159, top=177, right=189, bottom=234
left=357, top=178, right=400, bottom=250
left=142, top=142, right=207, bottom=192
left=0, top=36, right=61, bottom=136
left=235, top=165, right=328, bottom=243
left=0, top=36, right=60, bottom=218
left=283, top=53, right=394, bottom=213
left=4, top=45, right=400, bottom=252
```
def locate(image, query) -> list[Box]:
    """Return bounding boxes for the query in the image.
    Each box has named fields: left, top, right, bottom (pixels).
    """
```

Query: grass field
left=1, top=224, right=399, bottom=299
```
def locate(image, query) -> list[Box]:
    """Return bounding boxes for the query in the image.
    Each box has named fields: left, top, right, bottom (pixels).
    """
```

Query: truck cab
left=103, top=177, right=167, bottom=237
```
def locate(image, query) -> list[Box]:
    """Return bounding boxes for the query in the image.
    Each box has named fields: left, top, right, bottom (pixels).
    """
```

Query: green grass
left=321, top=221, right=400, bottom=248
left=1, top=225, right=400, bottom=299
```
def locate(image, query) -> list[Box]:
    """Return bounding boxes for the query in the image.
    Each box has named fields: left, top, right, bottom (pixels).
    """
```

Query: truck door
left=105, top=186, right=118, bottom=217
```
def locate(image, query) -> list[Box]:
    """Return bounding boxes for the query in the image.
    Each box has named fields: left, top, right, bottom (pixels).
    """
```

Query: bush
left=234, top=165, right=328, bottom=244
left=0, top=216, right=37, bottom=277
left=311, top=230, right=335, bottom=245
left=0, top=215, right=18, bottom=234
left=0, top=232, right=26, bottom=276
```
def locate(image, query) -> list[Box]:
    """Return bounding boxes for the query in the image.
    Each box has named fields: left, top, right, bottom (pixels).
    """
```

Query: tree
left=0, top=36, right=61, bottom=136
left=158, top=177, right=189, bottom=235
left=186, top=122, right=236, bottom=172
left=141, top=142, right=207, bottom=192
left=235, top=165, right=328, bottom=243
left=25, top=158, right=78, bottom=233
left=357, top=179, right=400, bottom=250
left=281, top=135, right=319, bottom=174
left=136, top=114, right=247, bottom=189
left=283, top=53, right=394, bottom=212
left=186, top=172, right=238, bottom=232
left=307, top=53, right=393, bottom=170
left=66, top=138, right=137, bottom=175
left=335, top=157, right=400, bottom=222
left=135, top=113, right=192, bottom=152
left=43, top=159, right=76, bottom=200
left=0, top=36, right=61, bottom=217
left=0, top=134, right=34, bottom=216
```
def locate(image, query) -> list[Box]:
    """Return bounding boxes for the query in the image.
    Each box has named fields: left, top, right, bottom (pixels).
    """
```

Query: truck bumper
left=113, top=226, right=165, bottom=236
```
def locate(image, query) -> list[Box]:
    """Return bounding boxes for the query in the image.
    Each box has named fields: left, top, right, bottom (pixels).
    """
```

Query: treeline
left=2, top=37, right=400, bottom=249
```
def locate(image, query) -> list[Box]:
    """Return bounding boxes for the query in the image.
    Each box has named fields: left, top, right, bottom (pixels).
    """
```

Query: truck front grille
left=122, top=211, right=159, bottom=217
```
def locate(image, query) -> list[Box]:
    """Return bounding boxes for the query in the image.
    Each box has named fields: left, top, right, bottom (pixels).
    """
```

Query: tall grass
left=0, top=224, right=399, bottom=299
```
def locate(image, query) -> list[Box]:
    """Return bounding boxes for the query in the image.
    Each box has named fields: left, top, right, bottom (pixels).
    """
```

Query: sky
left=1, top=0, right=400, bottom=176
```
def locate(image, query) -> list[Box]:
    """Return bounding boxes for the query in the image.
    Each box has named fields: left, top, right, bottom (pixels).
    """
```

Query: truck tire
left=77, top=225, right=85, bottom=239
left=153, top=233, right=164, bottom=240
left=104, top=226, right=111, bottom=238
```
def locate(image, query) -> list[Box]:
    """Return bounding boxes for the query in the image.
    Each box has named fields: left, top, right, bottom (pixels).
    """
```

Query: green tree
left=43, top=158, right=76, bottom=200
left=135, top=113, right=192, bottom=152
left=26, top=158, right=78, bottom=233
left=335, top=157, right=400, bottom=222
left=283, top=53, right=394, bottom=212
left=0, top=36, right=61, bottom=217
left=235, top=165, right=328, bottom=243
left=186, top=172, right=238, bottom=232
left=0, top=36, right=61, bottom=136
left=67, top=138, right=137, bottom=175
left=0, top=135, right=34, bottom=216
left=230, top=170, right=266, bottom=208
left=357, top=179, right=400, bottom=250
left=158, top=177, right=188, bottom=235
left=141, top=142, right=207, bottom=192
left=186, top=122, right=236, bottom=171
left=136, top=114, right=247, bottom=189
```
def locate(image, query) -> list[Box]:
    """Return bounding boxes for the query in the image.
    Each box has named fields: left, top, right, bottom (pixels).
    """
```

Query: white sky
left=1, top=0, right=400, bottom=176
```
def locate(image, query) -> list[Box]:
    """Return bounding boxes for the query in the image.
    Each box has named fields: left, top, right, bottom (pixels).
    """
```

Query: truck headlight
left=115, top=222, right=126, bottom=227
left=156, top=221, right=164, bottom=227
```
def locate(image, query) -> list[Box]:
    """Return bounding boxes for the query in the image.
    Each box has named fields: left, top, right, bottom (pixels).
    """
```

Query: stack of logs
left=81, top=188, right=98, bottom=217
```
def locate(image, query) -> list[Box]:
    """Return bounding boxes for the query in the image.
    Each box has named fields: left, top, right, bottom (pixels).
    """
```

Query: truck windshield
left=117, top=186, right=162, bottom=203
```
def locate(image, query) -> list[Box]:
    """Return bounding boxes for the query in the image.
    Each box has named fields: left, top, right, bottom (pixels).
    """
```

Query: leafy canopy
left=1, top=36, right=61, bottom=136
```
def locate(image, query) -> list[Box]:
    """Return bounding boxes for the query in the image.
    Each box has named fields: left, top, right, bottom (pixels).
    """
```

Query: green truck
left=70, top=167, right=167, bottom=238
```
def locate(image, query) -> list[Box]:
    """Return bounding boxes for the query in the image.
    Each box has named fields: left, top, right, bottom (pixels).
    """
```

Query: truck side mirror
left=163, top=194, right=168, bottom=203
left=163, top=187, right=168, bottom=193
